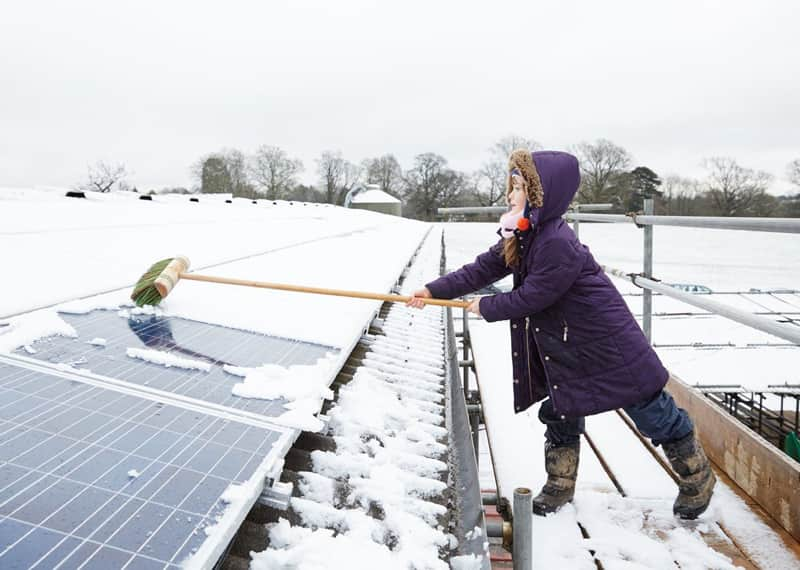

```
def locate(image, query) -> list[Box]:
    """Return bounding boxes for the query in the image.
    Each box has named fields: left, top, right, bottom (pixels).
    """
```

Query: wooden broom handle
left=179, top=273, right=472, bottom=309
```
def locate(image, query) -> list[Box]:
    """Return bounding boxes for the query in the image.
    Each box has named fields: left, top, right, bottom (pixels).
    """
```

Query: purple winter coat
left=426, top=151, right=668, bottom=418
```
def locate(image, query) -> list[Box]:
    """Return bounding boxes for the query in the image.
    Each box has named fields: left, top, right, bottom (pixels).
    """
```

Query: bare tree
left=250, top=145, right=303, bottom=200
left=220, top=148, right=253, bottom=198
left=316, top=151, right=346, bottom=204
left=788, top=158, right=800, bottom=189
left=473, top=135, right=543, bottom=207
left=492, top=135, right=543, bottom=159
left=703, top=157, right=773, bottom=216
left=79, top=161, right=129, bottom=193
left=316, top=151, right=363, bottom=205
left=570, top=139, right=633, bottom=205
left=473, top=160, right=508, bottom=206
left=362, top=154, right=403, bottom=197
left=403, top=153, right=466, bottom=220
left=659, top=175, right=701, bottom=215
left=340, top=160, right=362, bottom=203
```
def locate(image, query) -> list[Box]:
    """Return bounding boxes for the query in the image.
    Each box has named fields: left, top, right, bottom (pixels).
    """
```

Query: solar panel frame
left=0, top=360, right=295, bottom=569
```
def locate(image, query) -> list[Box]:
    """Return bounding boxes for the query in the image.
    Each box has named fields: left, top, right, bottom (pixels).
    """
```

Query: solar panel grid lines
left=0, top=304, right=346, bottom=569
left=0, top=362, right=285, bottom=564
left=22, top=310, right=334, bottom=420
left=1, top=354, right=288, bottom=434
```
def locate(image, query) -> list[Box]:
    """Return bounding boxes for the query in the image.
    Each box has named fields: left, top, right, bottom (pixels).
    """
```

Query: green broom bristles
left=130, top=257, right=173, bottom=307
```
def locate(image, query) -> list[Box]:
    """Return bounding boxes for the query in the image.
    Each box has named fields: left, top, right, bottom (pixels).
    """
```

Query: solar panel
left=19, top=309, right=338, bottom=419
left=0, top=361, right=289, bottom=569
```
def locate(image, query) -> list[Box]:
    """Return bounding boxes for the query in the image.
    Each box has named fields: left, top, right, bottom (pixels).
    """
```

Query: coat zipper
left=524, top=316, right=534, bottom=396
left=562, top=318, right=569, bottom=342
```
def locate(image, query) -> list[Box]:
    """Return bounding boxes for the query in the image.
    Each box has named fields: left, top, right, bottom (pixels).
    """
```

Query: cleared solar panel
left=19, top=309, right=337, bottom=419
left=0, top=361, right=287, bottom=569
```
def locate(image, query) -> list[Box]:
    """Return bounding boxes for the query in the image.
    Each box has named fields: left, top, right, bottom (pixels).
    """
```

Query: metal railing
left=703, top=386, right=800, bottom=450
left=567, top=211, right=800, bottom=234
left=438, top=206, right=508, bottom=216
left=568, top=200, right=800, bottom=345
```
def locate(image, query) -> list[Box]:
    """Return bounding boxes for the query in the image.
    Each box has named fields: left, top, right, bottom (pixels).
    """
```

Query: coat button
left=520, top=245, right=524, bottom=249
left=544, top=355, right=550, bottom=361
left=512, top=324, right=517, bottom=329
left=513, top=351, right=518, bottom=357
left=514, top=378, right=519, bottom=384
left=516, top=407, right=521, bottom=412
left=535, top=328, right=540, bottom=332
left=560, top=414, right=566, bottom=420
left=553, top=385, right=559, bottom=390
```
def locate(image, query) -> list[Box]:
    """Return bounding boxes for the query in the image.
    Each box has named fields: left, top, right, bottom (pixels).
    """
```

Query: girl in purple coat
left=408, top=149, right=715, bottom=519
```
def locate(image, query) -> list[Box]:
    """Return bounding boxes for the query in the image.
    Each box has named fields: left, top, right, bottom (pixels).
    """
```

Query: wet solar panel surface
left=19, top=309, right=337, bottom=418
left=1, top=310, right=338, bottom=568
left=0, top=361, right=286, bottom=569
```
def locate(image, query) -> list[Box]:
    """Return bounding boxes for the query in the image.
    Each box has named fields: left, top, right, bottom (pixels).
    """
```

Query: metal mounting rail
left=603, top=265, right=800, bottom=345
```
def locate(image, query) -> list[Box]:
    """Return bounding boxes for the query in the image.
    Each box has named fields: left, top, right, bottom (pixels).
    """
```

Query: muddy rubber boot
left=662, top=430, right=716, bottom=520
left=532, top=441, right=579, bottom=516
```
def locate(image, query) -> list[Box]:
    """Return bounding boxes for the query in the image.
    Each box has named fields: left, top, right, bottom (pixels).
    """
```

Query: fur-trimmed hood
left=508, top=149, right=580, bottom=225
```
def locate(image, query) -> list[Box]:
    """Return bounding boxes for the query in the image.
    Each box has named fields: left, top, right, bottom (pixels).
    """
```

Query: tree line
left=78, top=138, right=800, bottom=219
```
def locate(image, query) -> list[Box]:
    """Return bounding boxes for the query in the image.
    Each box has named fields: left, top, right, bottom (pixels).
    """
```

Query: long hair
left=502, top=234, right=519, bottom=268
left=502, top=177, right=524, bottom=268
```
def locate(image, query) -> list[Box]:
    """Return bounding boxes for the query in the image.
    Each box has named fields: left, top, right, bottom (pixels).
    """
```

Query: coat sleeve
left=425, top=240, right=511, bottom=300
left=479, top=237, right=584, bottom=322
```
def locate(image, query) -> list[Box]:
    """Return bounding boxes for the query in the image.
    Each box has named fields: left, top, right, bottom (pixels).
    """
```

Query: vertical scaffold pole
left=643, top=198, right=654, bottom=343
left=513, top=487, right=532, bottom=570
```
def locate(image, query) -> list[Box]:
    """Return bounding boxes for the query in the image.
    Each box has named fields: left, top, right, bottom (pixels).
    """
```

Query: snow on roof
left=351, top=188, right=401, bottom=204
left=0, top=187, right=465, bottom=568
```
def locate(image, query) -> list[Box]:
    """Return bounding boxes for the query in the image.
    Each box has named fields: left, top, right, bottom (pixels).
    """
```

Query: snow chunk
left=127, top=469, right=140, bottom=478
left=87, top=337, right=107, bottom=346
left=221, top=483, right=249, bottom=505
left=0, top=309, right=77, bottom=354
left=228, top=355, right=336, bottom=401
left=126, top=347, right=212, bottom=371
left=228, top=354, right=339, bottom=432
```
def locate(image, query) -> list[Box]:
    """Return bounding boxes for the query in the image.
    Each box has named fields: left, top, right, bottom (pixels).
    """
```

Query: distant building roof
left=350, top=188, right=401, bottom=204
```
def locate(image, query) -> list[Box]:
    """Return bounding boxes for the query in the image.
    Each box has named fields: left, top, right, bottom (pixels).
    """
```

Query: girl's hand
left=467, top=297, right=482, bottom=318
left=406, top=287, right=432, bottom=309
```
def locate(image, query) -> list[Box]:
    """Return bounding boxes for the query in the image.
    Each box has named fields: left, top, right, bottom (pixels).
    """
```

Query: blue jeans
left=539, top=390, right=694, bottom=447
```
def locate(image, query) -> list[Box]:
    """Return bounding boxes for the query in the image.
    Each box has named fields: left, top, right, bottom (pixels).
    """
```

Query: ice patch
left=126, top=347, right=212, bottom=371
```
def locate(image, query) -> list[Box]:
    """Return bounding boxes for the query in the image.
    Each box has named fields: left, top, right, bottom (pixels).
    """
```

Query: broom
left=130, top=256, right=471, bottom=308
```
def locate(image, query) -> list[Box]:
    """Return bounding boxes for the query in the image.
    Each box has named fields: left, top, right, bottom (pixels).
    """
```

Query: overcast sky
left=1, top=0, right=798, bottom=194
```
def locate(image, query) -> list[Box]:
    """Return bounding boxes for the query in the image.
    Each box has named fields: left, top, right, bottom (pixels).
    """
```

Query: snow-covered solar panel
left=18, top=309, right=337, bottom=418
left=0, top=360, right=288, bottom=569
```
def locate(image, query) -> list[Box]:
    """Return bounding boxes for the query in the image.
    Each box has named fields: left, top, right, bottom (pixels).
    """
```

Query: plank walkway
left=469, top=320, right=800, bottom=569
